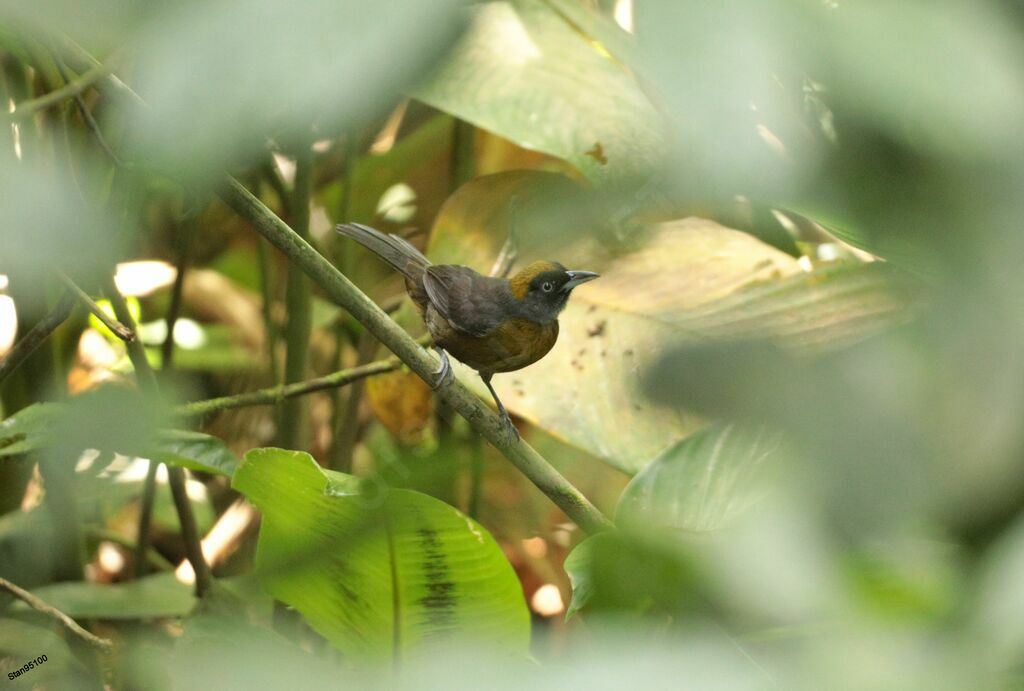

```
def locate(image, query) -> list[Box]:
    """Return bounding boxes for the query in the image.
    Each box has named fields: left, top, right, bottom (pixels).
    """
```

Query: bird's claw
left=431, top=348, right=452, bottom=390
left=499, top=411, right=520, bottom=445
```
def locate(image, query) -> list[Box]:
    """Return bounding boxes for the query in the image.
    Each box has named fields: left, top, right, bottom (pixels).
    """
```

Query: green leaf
left=152, top=430, right=239, bottom=477
left=12, top=573, right=196, bottom=620
left=562, top=533, right=605, bottom=620
left=0, top=403, right=238, bottom=477
left=414, top=0, right=663, bottom=184
left=232, top=448, right=529, bottom=661
left=562, top=531, right=703, bottom=620
left=0, top=403, right=60, bottom=458
left=615, top=424, right=784, bottom=533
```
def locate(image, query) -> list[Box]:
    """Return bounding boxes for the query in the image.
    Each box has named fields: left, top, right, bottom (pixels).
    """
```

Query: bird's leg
left=481, top=374, right=519, bottom=443
left=431, top=346, right=452, bottom=389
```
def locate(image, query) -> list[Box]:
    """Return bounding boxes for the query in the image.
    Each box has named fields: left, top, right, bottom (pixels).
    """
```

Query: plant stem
left=218, top=179, right=613, bottom=534
left=0, top=577, right=113, bottom=650
left=0, top=291, right=75, bottom=386
left=133, top=460, right=159, bottom=579
left=175, top=357, right=399, bottom=419
left=330, top=330, right=376, bottom=472
left=103, top=277, right=213, bottom=596
left=277, top=139, right=314, bottom=450
left=160, top=216, right=193, bottom=369
left=56, top=272, right=134, bottom=342
left=5, top=59, right=109, bottom=121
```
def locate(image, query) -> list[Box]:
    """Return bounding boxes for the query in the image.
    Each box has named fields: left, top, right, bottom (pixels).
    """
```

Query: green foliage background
left=1, top=0, right=1024, bottom=688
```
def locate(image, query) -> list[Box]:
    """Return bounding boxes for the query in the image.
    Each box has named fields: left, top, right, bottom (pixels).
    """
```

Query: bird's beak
left=562, top=270, right=600, bottom=292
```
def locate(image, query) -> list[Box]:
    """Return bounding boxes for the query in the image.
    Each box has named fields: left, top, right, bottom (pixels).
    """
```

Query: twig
left=5, top=61, right=109, bottom=121
left=0, top=290, right=76, bottom=386
left=175, top=357, right=400, bottom=419
left=218, top=179, right=613, bottom=534
left=57, top=272, right=135, bottom=342
left=50, top=48, right=121, bottom=165
left=329, top=330, right=377, bottom=472
left=0, top=577, right=113, bottom=650
left=160, top=216, right=193, bottom=369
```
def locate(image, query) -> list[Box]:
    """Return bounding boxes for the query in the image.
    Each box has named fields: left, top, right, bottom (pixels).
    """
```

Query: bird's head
left=508, top=260, right=599, bottom=323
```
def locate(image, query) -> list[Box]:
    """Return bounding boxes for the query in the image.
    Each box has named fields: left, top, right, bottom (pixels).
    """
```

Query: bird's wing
left=422, top=265, right=502, bottom=337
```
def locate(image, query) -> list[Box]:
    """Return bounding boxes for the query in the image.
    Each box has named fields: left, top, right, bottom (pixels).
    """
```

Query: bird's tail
left=335, top=223, right=430, bottom=281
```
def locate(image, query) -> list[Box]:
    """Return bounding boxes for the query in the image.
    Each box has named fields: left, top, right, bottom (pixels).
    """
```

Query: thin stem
left=218, top=179, right=613, bottom=534
left=5, top=60, right=109, bottom=121
left=277, top=139, right=314, bottom=450
left=329, top=330, right=376, bottom=472
left=0, top=290, right=76, bottom=386
left=160, top=216, right=193, bottom=369
left=51, top=48, right=120, bottom=165
left=0, top=577, right=113, bottom=650
left=57, top=272, right=134, bottom=342
left=175, top=357, right=399, bottom=419
left=132, top=460, right=159, bottom=578
left=103, top=276, right=213, bottom=596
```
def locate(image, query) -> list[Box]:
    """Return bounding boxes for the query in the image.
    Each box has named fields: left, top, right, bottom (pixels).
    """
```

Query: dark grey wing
left=422, top=265, right=503, bottom=337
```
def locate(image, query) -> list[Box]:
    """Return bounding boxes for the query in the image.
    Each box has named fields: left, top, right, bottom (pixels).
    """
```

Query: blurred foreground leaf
left=0, top=401, right=237, bottom=477
left=124, top=0, right=465, bottom=181
left=615, top=424, right=784, bottom=533
left=0, top=619, right=83, bottom=685
left=415, top=0, right=664, bottom=184
left=232, top=448, right=530, bottom=661
left=172, top=615, right=347, bottom=690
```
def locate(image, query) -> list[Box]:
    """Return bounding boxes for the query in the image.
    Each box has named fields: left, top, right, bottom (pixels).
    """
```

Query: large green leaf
left=414, top=0, right=664, bottom=184
left=12, top=573, right=196, bottom=620
left=232, top=448, right=529, bottom=661
left=615, top=424, right=783, bottom=533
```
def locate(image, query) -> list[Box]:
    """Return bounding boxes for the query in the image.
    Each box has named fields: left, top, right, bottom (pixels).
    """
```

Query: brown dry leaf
left=365, top=369, right=434, bottom=444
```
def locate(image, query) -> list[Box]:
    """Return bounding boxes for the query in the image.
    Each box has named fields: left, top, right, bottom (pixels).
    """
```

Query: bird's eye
left=542, top=281, right=553, bottom=292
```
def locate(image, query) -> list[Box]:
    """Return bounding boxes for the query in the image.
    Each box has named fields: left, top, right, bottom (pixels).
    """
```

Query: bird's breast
left=432, top=315, right=559, bottom=375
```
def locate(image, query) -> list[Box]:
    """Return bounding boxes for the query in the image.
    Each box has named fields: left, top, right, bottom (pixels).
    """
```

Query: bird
left=336, top=222, right=599, bottom=442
